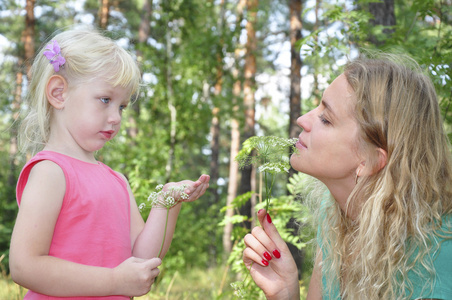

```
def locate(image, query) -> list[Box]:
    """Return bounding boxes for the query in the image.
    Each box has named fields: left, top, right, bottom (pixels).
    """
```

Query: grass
left=2, top=265, right=310, bottom=299
left=0, top=277, right=27, bottom=300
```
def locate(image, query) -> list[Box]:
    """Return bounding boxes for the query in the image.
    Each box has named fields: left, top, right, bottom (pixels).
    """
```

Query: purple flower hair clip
left=43, top=40, right=66, bottom=72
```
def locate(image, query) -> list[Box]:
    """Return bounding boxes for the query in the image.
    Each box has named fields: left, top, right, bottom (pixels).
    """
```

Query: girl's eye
left=119, top=104, right=127, bottom=111
left=100, top=97, right=110, bottom=104
left=319, top=114, right=331, bottom=125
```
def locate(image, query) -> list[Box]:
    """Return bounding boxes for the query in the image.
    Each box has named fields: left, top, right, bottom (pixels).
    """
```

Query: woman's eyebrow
left=321, top=99, right=337, bottom=120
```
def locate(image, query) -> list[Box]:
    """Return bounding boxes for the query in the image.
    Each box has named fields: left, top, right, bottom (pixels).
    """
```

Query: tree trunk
left=312, top=0, right=321, bottom=106
left=239, top=0, right=258, bottom=230
left=287, top=0, right=305, bottom=281
left=138, top=0, right=152, bottom=45
left=9, top=0, right=35, bottom=185
left=288, top=0, right=303, bottom=181
left=209, top=107, right=220, bottom=203
left=164, top=29, right=176, bottom=183
left=368, top=0, right=396, bottom=46
left=223, top=0, right=246, bottom=255
left=223, top=110, right=240, bottom=255
left=98, top=0, right=110, bottom=29
left=127, top=0, right=153, bottom=145
left=209, top=0, right=225, bottom=206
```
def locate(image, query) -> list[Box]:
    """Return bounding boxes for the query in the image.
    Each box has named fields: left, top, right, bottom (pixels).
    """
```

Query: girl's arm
left=9, top=161, right=161, bottom=297
left=130, top=175, right=210, bottom=259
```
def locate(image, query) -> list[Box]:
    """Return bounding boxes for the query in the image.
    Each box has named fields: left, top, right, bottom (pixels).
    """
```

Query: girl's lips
left=100, top=130, right=115, bottom=139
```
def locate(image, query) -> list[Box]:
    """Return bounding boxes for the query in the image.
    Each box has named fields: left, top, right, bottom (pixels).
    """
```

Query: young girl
left=9, top=28, right=210, bottom=299
left=242, top=53, right=452, bottom=299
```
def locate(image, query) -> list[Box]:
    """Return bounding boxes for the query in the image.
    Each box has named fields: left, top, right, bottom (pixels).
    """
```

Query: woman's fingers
left=243, top=229, right=275, bottom=267
left=243, top=245, right=270, bottom=269
left=242, top=210, right=285, bottom=268
left=257, top=209, right=285, bottom=253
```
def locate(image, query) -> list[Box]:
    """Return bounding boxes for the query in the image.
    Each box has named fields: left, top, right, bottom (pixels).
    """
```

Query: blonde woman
left=242, top=54, right=452, bottom=299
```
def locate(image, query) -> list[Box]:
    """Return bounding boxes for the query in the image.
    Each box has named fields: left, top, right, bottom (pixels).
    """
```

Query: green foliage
left=300, top=0, right=452, bottom=140
left=1, top=0, right=452, bottom=294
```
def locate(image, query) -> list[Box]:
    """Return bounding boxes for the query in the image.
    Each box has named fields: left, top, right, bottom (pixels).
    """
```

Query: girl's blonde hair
left=19, top=27, right=141, bottom=155
left=319, top=52, right=452, bottom=299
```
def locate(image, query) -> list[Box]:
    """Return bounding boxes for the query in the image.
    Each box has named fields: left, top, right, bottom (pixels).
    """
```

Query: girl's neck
left=43, top=145, right=98, bottom=164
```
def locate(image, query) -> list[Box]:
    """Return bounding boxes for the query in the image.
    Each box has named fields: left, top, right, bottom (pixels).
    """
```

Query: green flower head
left=235, top=136, right=298, bottom=173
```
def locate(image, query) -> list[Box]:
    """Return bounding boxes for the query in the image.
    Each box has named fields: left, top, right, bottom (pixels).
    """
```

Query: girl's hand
left=112, top=257, right=161, bottom=297
left=163, top=174, right=210, bottom=203
left=243, top=209, right=300, bottom=300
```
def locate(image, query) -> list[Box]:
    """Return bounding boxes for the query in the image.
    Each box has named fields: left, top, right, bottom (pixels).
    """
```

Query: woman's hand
left=243, top=209, right=300, bottom=300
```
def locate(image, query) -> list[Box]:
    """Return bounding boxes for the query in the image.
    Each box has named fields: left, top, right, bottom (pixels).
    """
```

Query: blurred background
left=1, top=0, right=451, bottom=298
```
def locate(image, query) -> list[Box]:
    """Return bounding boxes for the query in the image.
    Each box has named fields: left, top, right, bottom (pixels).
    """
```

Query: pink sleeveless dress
left=16, top=151, right=131, bottom=299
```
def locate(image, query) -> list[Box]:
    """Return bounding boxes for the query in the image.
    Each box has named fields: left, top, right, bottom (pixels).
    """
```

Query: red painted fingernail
left=273, top=249, right=281, bottom=259
left=261, top=259, right=269, bottom=266
left=266, top=213, right=272, bottom=223
left=258, top=209, right=264, bottom=214
left=263, top=251, right=272, bottom=261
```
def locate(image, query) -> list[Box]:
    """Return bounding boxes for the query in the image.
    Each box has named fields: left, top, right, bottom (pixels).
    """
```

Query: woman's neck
left=324, top=179, right=360, bottom=220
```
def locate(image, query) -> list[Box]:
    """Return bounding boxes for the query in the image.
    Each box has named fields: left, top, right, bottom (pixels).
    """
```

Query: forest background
left=0, top=0, right=451, bottom=299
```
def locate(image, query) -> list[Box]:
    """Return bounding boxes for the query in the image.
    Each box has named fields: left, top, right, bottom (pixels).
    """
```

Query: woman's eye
left=100, top=97, right=110, bottom=104
left=319, top=114, right=331, bottom=125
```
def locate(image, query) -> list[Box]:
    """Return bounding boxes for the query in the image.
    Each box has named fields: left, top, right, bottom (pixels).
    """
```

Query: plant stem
left=157, top=208, right=170, bottom=258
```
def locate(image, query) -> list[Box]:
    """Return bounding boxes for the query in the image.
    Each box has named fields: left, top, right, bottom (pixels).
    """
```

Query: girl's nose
left=108, top=109, right=122, bottom=125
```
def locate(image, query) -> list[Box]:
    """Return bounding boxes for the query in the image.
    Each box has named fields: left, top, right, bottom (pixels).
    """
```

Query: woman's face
left=291, top=74, right=362, bottom=187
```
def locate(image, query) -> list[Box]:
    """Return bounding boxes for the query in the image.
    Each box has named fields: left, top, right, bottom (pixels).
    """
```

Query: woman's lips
left=296, top=140, right=307, bottom=149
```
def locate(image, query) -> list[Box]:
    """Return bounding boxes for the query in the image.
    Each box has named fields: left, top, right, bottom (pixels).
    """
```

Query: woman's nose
left=297, top=110, right=313, bottom=132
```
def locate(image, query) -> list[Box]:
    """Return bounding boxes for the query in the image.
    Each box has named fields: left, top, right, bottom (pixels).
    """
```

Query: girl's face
left=291, top=74, right=362, bottom=187
left=52, top=76, right=130, bottom=159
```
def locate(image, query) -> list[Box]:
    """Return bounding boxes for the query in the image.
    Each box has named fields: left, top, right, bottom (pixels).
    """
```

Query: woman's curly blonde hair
left=319, top=52, right=452, bottom=299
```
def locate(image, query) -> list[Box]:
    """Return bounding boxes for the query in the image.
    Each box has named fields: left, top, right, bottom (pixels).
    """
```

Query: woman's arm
left=131, top=175, right=210, bottom=259
left=9, top=161, right=160, bottom=297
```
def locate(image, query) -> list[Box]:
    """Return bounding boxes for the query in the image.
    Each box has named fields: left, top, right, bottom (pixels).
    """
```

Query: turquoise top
left=318, top=202, right=452, bottom=299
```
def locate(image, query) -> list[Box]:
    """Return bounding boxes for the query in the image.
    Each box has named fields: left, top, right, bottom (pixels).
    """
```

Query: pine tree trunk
left=165, top=29, right=176, bottom=183
left=368, top=0, right=396, bottom=46
left=288, top=0, right=303, bottom=181
left=287, top=0, right=305, bottom=280
left=127, top=0, right=153, bottom=144
left=209, top=0, right=226, bottom=206
left=9, top=0, right=35, bottom=186
left=98, top=0, right=110, bottom=29
left=239, top=0, right=258, bottom=230
left=223, top=0, right=246, bottom=255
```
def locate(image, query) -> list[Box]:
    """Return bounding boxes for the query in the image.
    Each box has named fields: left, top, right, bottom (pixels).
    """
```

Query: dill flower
left=235, top=135, right=297, bottom=211
left=140, top=184, right=189, bottom=258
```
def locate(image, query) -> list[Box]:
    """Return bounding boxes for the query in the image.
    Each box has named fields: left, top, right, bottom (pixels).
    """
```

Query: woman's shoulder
left=409, top=216, right=452, bottom=299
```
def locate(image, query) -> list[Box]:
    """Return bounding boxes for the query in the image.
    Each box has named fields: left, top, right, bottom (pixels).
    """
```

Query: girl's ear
left=46, top=75, right=68, bottom=109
